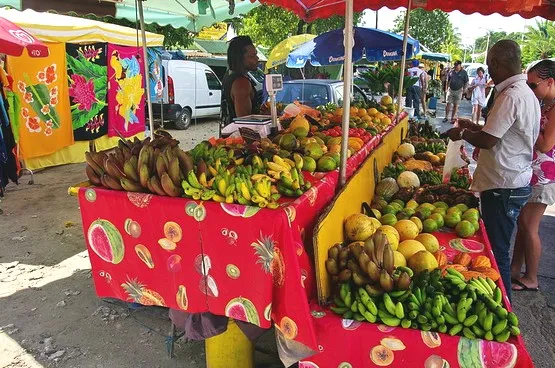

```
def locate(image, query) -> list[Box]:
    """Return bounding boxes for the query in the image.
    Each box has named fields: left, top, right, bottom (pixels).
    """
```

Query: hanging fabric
left=0, top=66, right=18, bottom=196
left=66, top=43, right=109, bottom=141
left=107, top=44, right=145, bottom=138
left=7, top=42, right=73, bottom=160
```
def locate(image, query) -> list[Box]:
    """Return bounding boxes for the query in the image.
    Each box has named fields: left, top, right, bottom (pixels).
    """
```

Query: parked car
left=462, top=63, right=488, bottom=100
left=148, top=60, right=222, bottom=130
left=274, top=79, right=368, bottom=108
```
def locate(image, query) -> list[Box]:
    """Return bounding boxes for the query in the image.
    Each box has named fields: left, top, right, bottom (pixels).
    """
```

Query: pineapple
left=251, top=233, right=285, bottom=287
left=121, top=278, right=166, bottom=306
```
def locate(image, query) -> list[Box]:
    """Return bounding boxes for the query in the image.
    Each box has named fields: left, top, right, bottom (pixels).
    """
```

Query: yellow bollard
left=205, top=319, right=254, bottom=368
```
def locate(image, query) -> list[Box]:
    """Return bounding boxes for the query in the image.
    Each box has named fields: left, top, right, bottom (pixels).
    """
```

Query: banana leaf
left=66, top=54, right=106, bottom=81
left=71, top=102, right=105, bottom=130
left=25, top=84, right=60, bottom=128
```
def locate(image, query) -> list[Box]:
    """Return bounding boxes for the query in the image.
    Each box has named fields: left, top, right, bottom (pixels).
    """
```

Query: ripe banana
left=123, top=161, right=139, bottom=182
left=120, top=177, right=143, bottom=192
left=161, top=173, right=182, bottom=197
left=168, top=157, right=182, bottom=187
left=86, top=165, right=102, bottom=186
left=187, top=170, right=204, bottom=190
left=149, top=176, right=167, bottom=196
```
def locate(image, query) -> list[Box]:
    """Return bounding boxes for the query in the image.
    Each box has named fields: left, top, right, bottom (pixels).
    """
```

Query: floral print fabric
left=66, top=43, right=109, bottom=141
left=107, top=44, right=145, bottom=138
left=7, top=42, right=73, bottom=159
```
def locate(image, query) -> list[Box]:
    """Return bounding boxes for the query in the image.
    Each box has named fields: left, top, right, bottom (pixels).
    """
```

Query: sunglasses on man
left=527, top=79, right=548, bottom=90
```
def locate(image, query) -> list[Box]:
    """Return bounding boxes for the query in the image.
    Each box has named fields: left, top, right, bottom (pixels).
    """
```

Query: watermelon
left=224, top=297, right=260, bottom=326
left=449, top=239, right=485, bottom=253
left=298, top=362, right=320, bottom=368
left=375, top=178, right=399, bottom=200
left=480, top=341, right=517, bottom=368
left=87, top=219, right=124, bottom=264
left=220, top=203, right=261, bottom=218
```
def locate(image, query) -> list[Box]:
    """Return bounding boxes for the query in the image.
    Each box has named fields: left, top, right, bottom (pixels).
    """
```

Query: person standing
left=443, top=60, right=469, bottom=123
left=419, top=64, right=430, bottom=116
left=511, top=59, right=555, bottom=292
left=468, top=67, right=488, bottom=124
left=406, top=59, right=424, bottom=119
left=221, top=36, right=260, bottom=128
left=440, top=63, right=449, bottom=103
left=446, top=40, right=540, bottom=300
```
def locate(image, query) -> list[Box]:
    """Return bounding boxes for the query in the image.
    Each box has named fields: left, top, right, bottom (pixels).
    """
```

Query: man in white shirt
left=407, top=59, right=424, bottom=119
left=446, top=40, right=541, bottom=300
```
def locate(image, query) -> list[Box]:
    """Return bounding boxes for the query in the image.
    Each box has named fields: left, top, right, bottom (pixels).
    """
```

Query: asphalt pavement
left=427, top=98, right=555, bottom=367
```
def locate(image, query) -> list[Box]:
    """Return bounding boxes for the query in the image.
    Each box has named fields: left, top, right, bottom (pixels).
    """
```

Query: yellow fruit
left=381, top=95, right=393, bottom=105
left=398, top=240, right=426, bottom=261
left=370, top=217, right=382, bottom=230
left=393, top=251, right=406, bottom=267
left=368, top=108, right=378, bottom=116
left=358, top=108, right=368, bottom=117
left=376, top=225, right=400, bottom=251
left=394, top=220, right=420, bottom=241
left=408, top=250, right=439, bottom=275
left=289, top=114, right=310, bottom=132
left=350, top=106, right=358, bottom=115
left=415, top=233, right=440, bottom=253
left=410, top=216, right=423, bottom=232
left=381, top=117, right=392, bottom=125
left=362, top=115, right=372, bottom=122
left=334, top=107, right=344, bottom=116
left=344, top=214, right=376, bottom=241
left=406, top=200, right=419, bottom=209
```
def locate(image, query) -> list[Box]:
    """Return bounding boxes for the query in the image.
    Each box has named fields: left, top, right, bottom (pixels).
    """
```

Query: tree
left=392, top=9, right=451, bottom=52
left=236, top=4, right=362, bottom=49
left=471, top=31, right=523, bottom=63
left=522, top=20, right=555, bottom=64
left=441, top=26, right=463, bottom=62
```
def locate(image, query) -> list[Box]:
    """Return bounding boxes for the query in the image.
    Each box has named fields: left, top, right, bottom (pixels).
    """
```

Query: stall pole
left=395, top=0, right=413, bottom=124
left=137, top=0, right=155, bottom=136
left=338, top=0, right=354, bottom=187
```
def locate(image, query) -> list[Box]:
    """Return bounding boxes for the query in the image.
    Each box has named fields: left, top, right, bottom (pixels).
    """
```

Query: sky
left=361, top=7, right=543, bottom=48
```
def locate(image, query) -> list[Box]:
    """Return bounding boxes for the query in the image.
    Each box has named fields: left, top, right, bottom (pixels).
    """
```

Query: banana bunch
left=85, top=135, right=193, bottom=197
left=265, top=154, right=311, bottom=198
left=181, top=159, right=281, bottom=208
left=326, top=229, right=413, bottom=296
left=189, top=141, right=242, bottom=168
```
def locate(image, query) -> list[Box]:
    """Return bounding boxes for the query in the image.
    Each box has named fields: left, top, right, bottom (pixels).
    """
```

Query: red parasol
left=0, top=17, right=49, bottom=58
left=256, top=0, right=555, bottom=21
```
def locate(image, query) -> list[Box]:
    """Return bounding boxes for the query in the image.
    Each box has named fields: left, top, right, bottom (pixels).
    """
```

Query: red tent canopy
left=0, top=16, right=49, bottom=57
left=256, top=0, right=555, bottom=22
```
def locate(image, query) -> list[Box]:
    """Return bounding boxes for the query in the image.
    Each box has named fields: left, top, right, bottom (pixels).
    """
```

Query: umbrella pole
left=338, top=0, right=354, bottom=187
left=137, top=0, right=155, bottom=137
left=395, top=0, right=413, bottom=123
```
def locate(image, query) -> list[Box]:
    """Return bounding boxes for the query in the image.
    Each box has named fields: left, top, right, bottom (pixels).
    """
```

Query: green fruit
left=422, top=219, right=438, bottom=233
left=455, top=220, right=476, bottom=238
left=302, top=156, right=317, bottom=172
left=447, top=206, right=462, bottom=216
left=327, top=152, right=341, bottom=165
left=433, top=201, right=449, bottom=210
left=433, top=207, right=447, bottom=216
left=416, top=208, right=432, bottom=220
left=316, top=155, right=337, bottom=172
left=402, top=208, right=415, bottom=217
left=444, top=213, right=461, bottom=228
left=392, top=199, right=405, bottom=208
left=406, top=200, right=419, bottom=209
left=292, top=127, right=308, bottom=138
left=418, top=203, right=436, bottom=211
left=469, top=219, right=480, bottom=232
left=304, top=142, right=324, bottom=160
left=429, top=213, right=444, bottom=228
left=455, top=204, right=469, bottom=213
left=380, top=213, right=398, bottom=226
left=390, top=202, right=404, bottom=212
left=462, top=208, right=480, bottom=221
left=381, top=205, right=398, bottom=215
left=279, top=133, right=298, bottom=151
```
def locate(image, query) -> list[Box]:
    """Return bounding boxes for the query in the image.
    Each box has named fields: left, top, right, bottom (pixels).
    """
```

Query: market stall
left=73, top=98, right=407, bottom=365
left=301, top=121, right=533, bottom=366
left=0, top=7, right=163, bottom=170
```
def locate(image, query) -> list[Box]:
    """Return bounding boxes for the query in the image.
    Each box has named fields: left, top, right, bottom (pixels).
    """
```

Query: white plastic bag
left=442, top=140, right=467, bottom=183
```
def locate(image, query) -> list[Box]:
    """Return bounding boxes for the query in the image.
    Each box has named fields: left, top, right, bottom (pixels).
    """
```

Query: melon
left=87, top=219, right=124, bottom=264
left=220, top=203, right=261, bottom=218
left=344, top=213, right=376, bottom=241
left=397, top=171, right=420, bottom=188
left=224, top=297, right=260, bottom=326
left=375, top=178, right=399, bottom=200
left=397, top=143, right=415, bottom=158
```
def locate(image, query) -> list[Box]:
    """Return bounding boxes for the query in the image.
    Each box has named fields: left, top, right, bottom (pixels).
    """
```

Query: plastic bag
left=442, top=140, right=467, bottom=183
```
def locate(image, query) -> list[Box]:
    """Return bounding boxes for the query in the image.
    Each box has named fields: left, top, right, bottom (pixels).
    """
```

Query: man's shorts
left=447, top=88, right=463, bottom=104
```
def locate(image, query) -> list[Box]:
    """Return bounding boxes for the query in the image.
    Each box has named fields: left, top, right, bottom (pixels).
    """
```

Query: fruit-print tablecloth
left=300, top=222, right=534, bottom=368
left=77, top=115, right=407, bottom=357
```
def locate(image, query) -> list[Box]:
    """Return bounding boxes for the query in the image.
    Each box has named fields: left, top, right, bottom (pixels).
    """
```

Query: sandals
left=442, top=118, right=448, bottom=123
left=512, top=279, right=539, bottom=292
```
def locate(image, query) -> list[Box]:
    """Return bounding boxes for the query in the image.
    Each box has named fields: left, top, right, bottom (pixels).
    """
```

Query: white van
left=150, top=60, right=222, bottom=130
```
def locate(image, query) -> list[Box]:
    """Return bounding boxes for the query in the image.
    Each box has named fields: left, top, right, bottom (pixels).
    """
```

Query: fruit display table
left=300, top=224, right=534, bottom=367
left=76, top=117, right=409, bottom=361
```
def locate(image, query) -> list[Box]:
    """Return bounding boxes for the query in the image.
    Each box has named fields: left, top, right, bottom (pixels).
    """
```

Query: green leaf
left=6, top=91, right=21, bottom=143
left=71, top=102, right=105, bottom=130
left=66, top=54, right=106, bottom=81
left=25, top=84, right=60, bottom=128
left=93, top=76, right=107, bottom=102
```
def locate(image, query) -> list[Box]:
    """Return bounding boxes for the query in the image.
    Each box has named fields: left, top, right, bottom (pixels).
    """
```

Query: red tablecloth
left=299, top=222, right=534, bottom=367
left=77, top=117, right=404, bottom=353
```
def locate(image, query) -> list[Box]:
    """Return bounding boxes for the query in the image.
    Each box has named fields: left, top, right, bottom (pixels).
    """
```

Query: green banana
left=507, top=312, right=519, bottom=327
left=449, top=324, right=464, bottom=336
left=330, top=306, right=349, bottom=314
left=510, top=326, right=521, bottom=336
left=492, top=319, right=508, bottom=335
left=463, top=315, right=478, bottom=327
left=493, top=287, right=502, bottom=304
left=380, top=315, right=401, bottom=327
left=443, top=312, right=459, bottom=325
left=343, top=311, right=354, bottom=319
left=187, top=170, right=203, bottom=189
left=401, top=319, right=411, bottom=328
left=334, top=296, right=345, bottom=308
left=483, top=312, right=494, bottom=331
left=350, top=300, right=359, bottom=313
left=446, top=267, right=465, bottom=281
left=463, top=327, right=477, bottom=339
left=363, top=310, right=377, bottom=323
left=495, top=330, right=511, bottom=343
left=484, top=331, right=494, bottom=341
left=383, top=293, right=396, bottom=316
left=394, top=302, right=405, bottom=319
